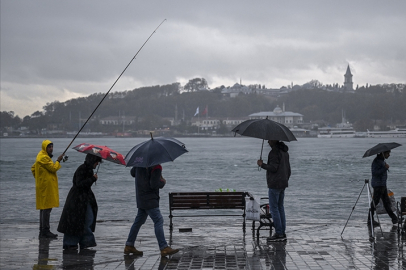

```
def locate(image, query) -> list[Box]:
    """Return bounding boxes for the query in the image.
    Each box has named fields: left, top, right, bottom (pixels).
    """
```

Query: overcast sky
left=1, top=1, right=405, bottom=117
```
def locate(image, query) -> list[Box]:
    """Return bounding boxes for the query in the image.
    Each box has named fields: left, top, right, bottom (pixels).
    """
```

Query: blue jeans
left=126, top=207, right=168, bottom=250
left=63, top=203, right=96, bottom=248
left=268, top=188, right=286, bottom=236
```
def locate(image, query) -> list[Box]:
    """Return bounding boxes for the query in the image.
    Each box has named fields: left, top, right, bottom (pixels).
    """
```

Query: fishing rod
left=61, top=19, right=166, bottom=157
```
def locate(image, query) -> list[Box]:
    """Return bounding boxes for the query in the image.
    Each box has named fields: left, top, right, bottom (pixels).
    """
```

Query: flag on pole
left=202, top=105, right=208, bottom=116
left=194, top=107, right=199, bottom=116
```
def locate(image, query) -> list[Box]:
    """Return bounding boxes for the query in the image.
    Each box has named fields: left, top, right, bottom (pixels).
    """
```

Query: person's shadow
left=62, top=248, right=97, bottom=269
left=267, top=241, right=287, bottom=269
left=372, top=226, right=398, bottom=270
left=33, top=238, right=54, bottom=269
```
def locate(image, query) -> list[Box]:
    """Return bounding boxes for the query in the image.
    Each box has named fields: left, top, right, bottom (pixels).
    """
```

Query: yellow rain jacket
left=31, top=140, right=61, bottom=209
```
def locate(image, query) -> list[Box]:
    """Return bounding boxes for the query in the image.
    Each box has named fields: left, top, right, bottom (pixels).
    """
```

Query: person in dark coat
left=257, top=140, right=291, bottom=242
left=124, top=165, right=179, bottom=257
left=368, top=150, right=398, bottom=227
left=57, top=154, right=101, bottom=250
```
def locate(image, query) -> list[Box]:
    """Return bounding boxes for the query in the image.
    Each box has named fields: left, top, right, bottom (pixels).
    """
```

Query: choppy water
left=0, top=137, right=405, bottom=225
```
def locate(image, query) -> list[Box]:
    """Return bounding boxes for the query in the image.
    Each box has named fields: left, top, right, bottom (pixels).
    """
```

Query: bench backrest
left=169, top=192, right=248, bottom=210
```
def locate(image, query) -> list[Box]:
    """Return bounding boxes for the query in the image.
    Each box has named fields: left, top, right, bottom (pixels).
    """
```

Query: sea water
left=0, top=137, right=405, bottom=225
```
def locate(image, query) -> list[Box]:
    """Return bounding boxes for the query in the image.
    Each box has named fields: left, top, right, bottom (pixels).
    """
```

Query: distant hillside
left=1, top=80, right=405, bottom=135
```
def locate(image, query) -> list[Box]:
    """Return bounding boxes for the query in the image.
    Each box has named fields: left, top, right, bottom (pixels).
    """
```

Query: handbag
left=245, top=197, right=260, bottom=221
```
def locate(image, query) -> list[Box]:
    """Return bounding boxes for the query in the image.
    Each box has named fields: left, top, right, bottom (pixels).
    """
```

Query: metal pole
left=61, top=19, right=166, bottom=156
left=341, top=180, right=367, bottom=236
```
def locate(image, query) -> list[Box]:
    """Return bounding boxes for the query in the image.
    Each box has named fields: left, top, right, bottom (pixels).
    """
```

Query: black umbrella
left=231, top=117, right=297, bottom=159
left=125, top=133, right=188, bottom=167
left=362, top=142, right=402, bottom=158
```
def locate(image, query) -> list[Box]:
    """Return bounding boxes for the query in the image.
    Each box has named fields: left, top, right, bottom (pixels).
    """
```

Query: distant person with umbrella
left=367, top=150, right=399, bottom=227
left=31, top=139, right=65, bottom=239
left=124, top=134, right=187, bottom=257
left=257, top=140, right=291, bottom=242
left=57, top=154, right=101, bottom=250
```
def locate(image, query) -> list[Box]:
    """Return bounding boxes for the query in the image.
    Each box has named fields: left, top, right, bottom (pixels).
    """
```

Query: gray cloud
left=1, top=1, right=405, bottom=117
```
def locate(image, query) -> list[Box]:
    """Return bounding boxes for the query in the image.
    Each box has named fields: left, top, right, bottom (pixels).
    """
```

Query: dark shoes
left=124, top=245, right=143, bottom=256
left=80, top=243, right=97, bottom=250
left=39, top=231, right=58, bottom=239
left=367, top=220, right=380, bottom=227
left=160, top=246, right=179, bottom=256
left=267, top=234, right=287, bottom=242
left=63, top=245, right=78, bottom=250
left=392, top=217, right=399, bottom=225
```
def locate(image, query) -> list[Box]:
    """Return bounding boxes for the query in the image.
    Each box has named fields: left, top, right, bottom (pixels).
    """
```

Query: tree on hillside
left=184, top=78, right=208, bottom=92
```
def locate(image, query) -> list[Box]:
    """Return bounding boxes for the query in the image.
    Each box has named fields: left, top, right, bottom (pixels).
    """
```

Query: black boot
left=40, top=230, right=58, bottom=239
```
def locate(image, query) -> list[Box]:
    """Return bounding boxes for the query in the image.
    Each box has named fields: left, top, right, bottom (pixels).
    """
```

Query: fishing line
left=61, top=19, right=166, bottom=156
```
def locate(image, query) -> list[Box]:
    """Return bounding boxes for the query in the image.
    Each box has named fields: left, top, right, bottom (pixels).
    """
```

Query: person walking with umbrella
left=57, top=154, right=101, bottom=250
left=31, top=140, right=65, bottom=239
left=124, top=134, right=187, bottom=257
left=123, top=164, right=179, bottom=256
left=257, top=140, right=291, bottom=242
left=367, top=149, right=399, bottom=227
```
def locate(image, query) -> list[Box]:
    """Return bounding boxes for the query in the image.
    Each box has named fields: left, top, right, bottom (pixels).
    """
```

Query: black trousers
left=369, top=186, right=397, bottom=221
left=39, top=208, right=52, bottom=232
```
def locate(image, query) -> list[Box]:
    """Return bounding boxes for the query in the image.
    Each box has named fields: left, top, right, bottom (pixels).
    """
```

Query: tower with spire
left=344, top=64, right=353, bottom=91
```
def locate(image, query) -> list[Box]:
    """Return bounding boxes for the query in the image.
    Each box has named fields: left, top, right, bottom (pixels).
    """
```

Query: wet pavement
left=0, top=217, right=405, bottom=269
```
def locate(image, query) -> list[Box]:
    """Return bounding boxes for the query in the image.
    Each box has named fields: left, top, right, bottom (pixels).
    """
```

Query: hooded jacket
left=57, top=154, right=99, bottom=235
left=261, top=141, right=291, bottom=189
left=31, top=139, right=61, bottom=209
left=131, top=165, right=165, bottom=209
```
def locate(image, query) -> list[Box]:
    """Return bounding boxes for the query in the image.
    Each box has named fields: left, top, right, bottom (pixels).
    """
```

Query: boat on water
left=317, top=127, right=356, bottom=138
left=317, top=109, right=356, bottom=138
left=366, top=128, right=406, bottom=138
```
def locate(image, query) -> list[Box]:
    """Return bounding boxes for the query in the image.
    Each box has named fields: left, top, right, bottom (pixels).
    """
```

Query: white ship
left=317, top=127, right=356, bottom=138
left=366, top=128, right=406, bottom=138
left=317, top=110, right=356, bottom=138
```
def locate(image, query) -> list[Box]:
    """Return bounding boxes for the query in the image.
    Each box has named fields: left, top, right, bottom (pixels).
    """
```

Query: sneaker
left=160, top=246, right=179, bottom=256
left=267, top=234, right=286, bottom=242
left=124, top=245, right=143, bottom=256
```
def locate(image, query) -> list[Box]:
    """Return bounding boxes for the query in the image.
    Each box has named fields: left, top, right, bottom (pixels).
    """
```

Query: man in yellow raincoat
left=31, top=139, right=64, bottom=238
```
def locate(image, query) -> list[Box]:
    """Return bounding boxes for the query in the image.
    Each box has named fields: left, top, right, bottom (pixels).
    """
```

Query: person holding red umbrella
left=57, top=154, right=101, bottom=250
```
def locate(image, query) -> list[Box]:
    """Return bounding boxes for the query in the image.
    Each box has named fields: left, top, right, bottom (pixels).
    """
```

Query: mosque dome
left=273, top=105, right=283, bottom=114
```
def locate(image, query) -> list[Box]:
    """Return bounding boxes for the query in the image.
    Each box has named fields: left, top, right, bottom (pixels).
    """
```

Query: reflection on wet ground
left=0, top=218, right=405, bottom=269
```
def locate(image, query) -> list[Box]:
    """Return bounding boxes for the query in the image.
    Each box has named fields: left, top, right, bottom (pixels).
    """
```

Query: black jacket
left=261, top=142, right=291, bottom=189
left=57, top=154, right=98, bottom=235
left=371, top=154, right=388, bottom=188
left=131, top=165, right=165, bottom=209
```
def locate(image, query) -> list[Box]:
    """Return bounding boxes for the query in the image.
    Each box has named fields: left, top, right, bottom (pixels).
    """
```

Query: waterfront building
left=248, top=104, right=303, bottom=128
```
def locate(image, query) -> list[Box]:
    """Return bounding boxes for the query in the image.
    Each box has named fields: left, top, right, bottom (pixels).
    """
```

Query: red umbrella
left=72, top=143, right=126, bottom=165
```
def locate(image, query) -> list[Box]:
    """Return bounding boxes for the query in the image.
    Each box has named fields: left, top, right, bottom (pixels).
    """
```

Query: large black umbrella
left=362, top=142, right=402, bottom=158
left=125, top=134, right=188, bottom=167
left=231, top=117, right=297, bottom=159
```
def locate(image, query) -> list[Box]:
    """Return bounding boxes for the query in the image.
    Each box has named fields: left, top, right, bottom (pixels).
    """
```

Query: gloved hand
left=63, top=155, right=69, bottom=162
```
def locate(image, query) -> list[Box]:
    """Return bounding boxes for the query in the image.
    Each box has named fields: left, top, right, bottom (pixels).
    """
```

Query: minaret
left=344, top=64, right=353, bottom=91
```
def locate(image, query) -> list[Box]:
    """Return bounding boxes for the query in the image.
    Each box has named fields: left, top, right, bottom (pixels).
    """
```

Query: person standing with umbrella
left=366, top=148, right=399, bottom=227
left=124, top=134, right=187, bottom=257
left=57, top=153, right=101, bottom=250
left=257, top=140, right=291, bottom=242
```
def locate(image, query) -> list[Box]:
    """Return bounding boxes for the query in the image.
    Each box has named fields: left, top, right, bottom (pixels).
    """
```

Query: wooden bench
left=169, top=191, right=252, bottom=232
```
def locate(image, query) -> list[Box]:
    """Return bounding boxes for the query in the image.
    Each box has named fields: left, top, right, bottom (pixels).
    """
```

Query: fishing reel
left=62, top=155, right=69, bottom=162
